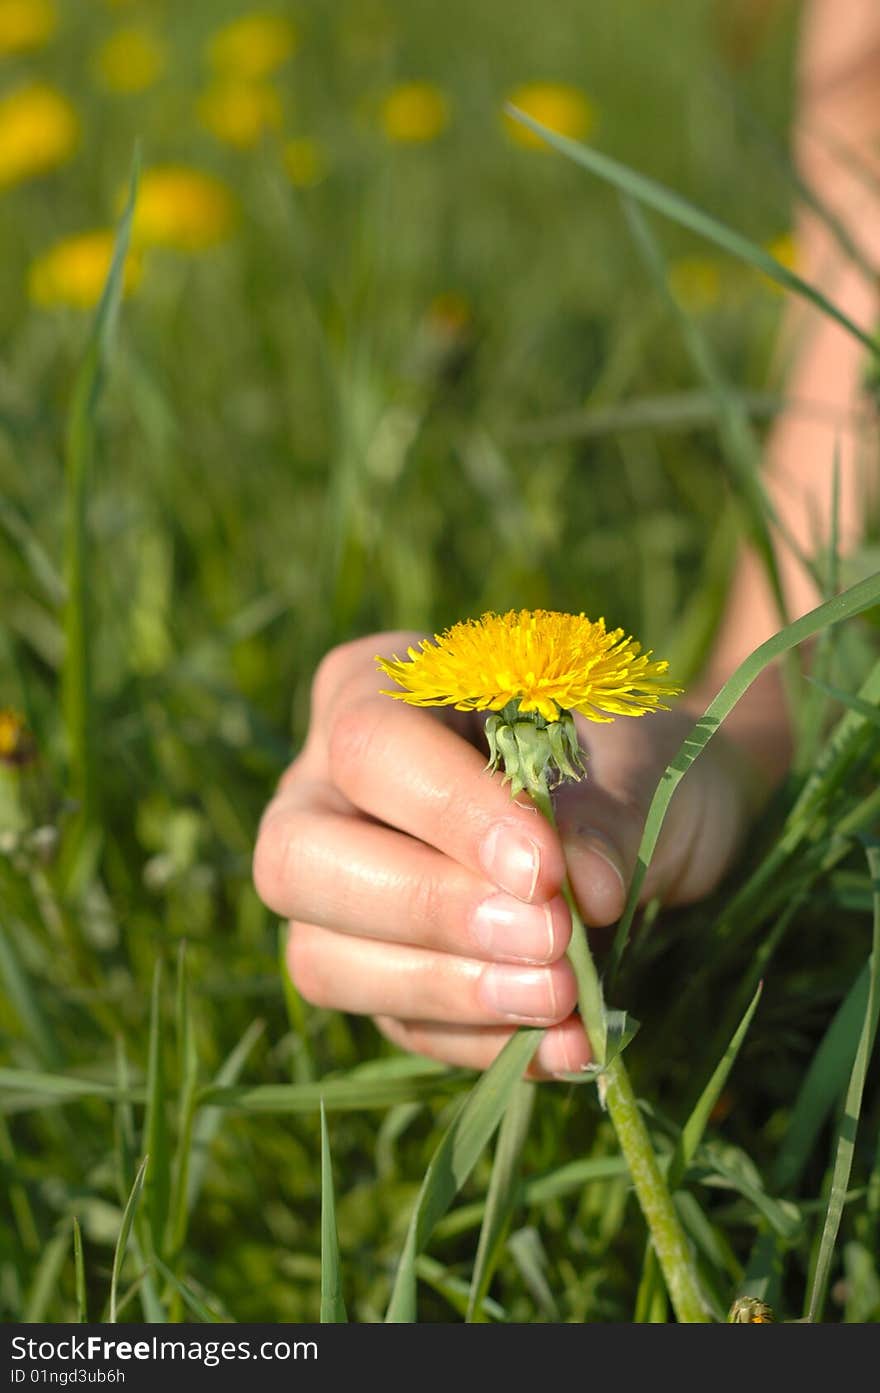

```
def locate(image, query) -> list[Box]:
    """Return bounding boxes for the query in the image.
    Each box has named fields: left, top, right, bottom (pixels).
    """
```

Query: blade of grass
left=773, top=963, right=870, bottom=1193
left=199, top=1065, right=458, bottom=1115
left=385, top=1029, right=542, bottom=1322
left=109, top=1155, right=149, bottom=1323
left=466, top=1079, right=535, bottom=1322
left=72, top=1216, right=87, bottom=1323
left=278, top=921, right=315, bottom=1083
left=608, top=570, right=880, bottom=983
left=505, top=107, right=878, bottom=357
left=22, top=1220, right=71, bottom=1322
left=804, top=843, right=880, bottom=1321
left=320, top=1100, right=347, bottom=1322
left=61, top=147, right=140, bottom=878
left=153, top=1258, right=225, bottom=1323
left=166, top=944, right=200, bottom=1320
left=142, top=961, right=170, bottom=1258
left=186, top=1019, right=265, bottom=1212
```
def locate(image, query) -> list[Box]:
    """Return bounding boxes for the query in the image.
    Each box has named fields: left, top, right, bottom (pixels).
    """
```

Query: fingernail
left=479, top=823, right=541, bottom=901
left=478, top=964, right=559, bottom=1021
left=567, top=828, right=626, bottom=890
left=472, top=894, right=560, bottom=963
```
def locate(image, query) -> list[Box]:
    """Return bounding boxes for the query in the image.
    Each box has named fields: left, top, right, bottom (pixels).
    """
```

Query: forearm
left=692, top=0, right=880, bottom=777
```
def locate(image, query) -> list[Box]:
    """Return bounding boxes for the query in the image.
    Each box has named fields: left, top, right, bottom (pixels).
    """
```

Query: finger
left=323, top=693, right=566, bottom=903
left=375, top=1015, right=592, bottom=1079
left=286, top=922, right=578, bottom=1027
left=254, top=803, right=572, bottom=964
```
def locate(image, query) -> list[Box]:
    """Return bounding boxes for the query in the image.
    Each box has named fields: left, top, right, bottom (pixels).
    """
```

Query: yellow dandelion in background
left=199, top=80, right=282, bottom=149
left=207, top=13, right=297, bottom=81
left=0, top=83, right=78, bottom=191
left=378, top=609, right=679, bottom=725
left=133, top=166, right=235, bottom=251
left=0, top=0, right=56, bottom=56
left=504, top=81, right=594, bottom=149
left=0, top=708, right=36, bottom=767
left=767, top=232, right=796, bottom=271
left=668, top=256, right=723, bottom=312
left=28, top=229, right=141, bottom=310
left=380, top=82, right=449, bottom=144
left=283, top=136, right=327, bottom=188
left=94, top=27, right=166, bottom=94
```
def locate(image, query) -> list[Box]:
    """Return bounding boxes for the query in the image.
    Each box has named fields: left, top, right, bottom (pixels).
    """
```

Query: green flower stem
left=530, top=781, right=709, bottom=1324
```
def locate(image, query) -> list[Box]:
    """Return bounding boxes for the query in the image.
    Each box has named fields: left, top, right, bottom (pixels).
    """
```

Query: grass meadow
left=1, top=0, right=880, bottom=1323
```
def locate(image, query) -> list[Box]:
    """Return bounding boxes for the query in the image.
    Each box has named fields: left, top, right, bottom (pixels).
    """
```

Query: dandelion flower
left=133, top=166, right=235, bottom=251
left=380, top=82, right=449, bottom=144
left=94, top=27, right=166, bottom=94
left=198, top=80, right=282, bottom=149
left=378, top=609, right=678, bottom=723
left=207, top=13, right=297, bottom=81
left=283, top=136, right=327, bottom=188
left=0, top=0, right=56, bottom=56
left=668, top=256, right=723, bottom=313
left=0, top=83, right=78, bottom=191
left=504, top=81, right=594, bottom=149
left=28, top=229, right=141, bottom=310
left=0, top=708, right=36, bottom=767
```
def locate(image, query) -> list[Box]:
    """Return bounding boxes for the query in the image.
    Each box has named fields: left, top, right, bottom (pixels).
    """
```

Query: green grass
left=1, top=0, right=879, bottom=1323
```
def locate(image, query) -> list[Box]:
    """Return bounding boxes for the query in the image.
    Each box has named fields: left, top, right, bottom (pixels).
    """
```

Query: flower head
left=504, top=82, right=594, bottom=149
left=380, top=82, right=449, bottom=144
left=378, top=609, right=679, bottom=725
left=207, top=13, right=297, bottom=81
left=94, top=27, right=166, bottom=94
left=0, top=0, right=56, bottom=56
left=0, top=708, right=36, bottom=767
left=198, top=80, right=282, bottom=148
left=133, top=166, right=235, bottom=251
left=0, top=83, right=78, bottom=191
left=28, top=228, right=141, bottom=310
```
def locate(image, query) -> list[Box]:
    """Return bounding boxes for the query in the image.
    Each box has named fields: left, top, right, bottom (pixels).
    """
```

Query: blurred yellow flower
left=283, top=136, right=327, bottom=188
left=504, top=82, right=594, bottom=149
left=380, top=81, right=449, bottom=144
left=0, top=707, right=36, bottom=767
left=668, top=256, right=722, bottom=312
left=199, top=80, right=282, bottom=148
left=133, top=167, right=235, bottom=251
left=28, top=228, right=141, bottom=309
left=0, top=0, right=56, bottom=55
left=95, top=27, right=166, bottom=94
left=767, top=232, right=796, bottom=271
left=207, top=13, right=297, bottom=80
left=0, top=83, right=78, bottom=191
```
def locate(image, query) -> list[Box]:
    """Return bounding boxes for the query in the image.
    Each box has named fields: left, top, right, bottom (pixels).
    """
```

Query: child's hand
left=253, top=633, right=784, bottom=1078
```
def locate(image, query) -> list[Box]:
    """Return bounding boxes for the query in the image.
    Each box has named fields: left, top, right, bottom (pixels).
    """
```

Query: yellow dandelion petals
left=95, top=27, right=166, bottom=94
left=505, top=81, right=594, bottom=149
left=0, top=0, right=56, bottom=56
left=207, top=13, right=297, bottom=81
left=668, top=256, right=723, bottom=312
left=283, top=136, right=327, bottom=188
left=198, top=80, right=282, bottom=149
left=378, top=609, right=680, bottom=725
left=380, top=82, right=449, bottom=144
left=28, top=228, right=141, bottom=310
left=0, top=83, right=78, bottom=191
left=133, top=166, right=235, bottom=251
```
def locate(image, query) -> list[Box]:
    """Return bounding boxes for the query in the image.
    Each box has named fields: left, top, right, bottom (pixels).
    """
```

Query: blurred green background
left=7, top=0, right=876, bottom=1325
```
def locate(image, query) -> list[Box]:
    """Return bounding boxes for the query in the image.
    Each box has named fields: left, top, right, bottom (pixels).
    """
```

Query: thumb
left=552, top=777, right=654, bottom=929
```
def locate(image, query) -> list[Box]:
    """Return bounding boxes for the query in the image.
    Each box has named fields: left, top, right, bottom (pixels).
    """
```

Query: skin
left=253, top=0, right=879, bottom=1079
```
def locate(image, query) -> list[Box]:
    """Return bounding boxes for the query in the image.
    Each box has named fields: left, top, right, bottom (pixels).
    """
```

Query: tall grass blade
left=61, top=147, right=140, bottom=869
left=805, top=844, right=880, bottom=1321
left=466, top=1079, right=534, bottom=1322
left=72, top=1216, right=87, bottom=1323
left=320, top=1100, right=347, bottom=1322
left=385, top=1029, right=542, bottom=1322
left=186, top=1019, right=265, bottom=1212
left=153, top=1258, right=225, bottom=1323
left=504, top=107, right=877, bottom=356
left=22, top=1221, right=71, bottom=1322
left=109, top=1155, right=148, bottom=1323
left=608, top=571, right=880, bottom=981
left=142, top=961, right=170, bottom=1256
left=773, top=963, right=870, bottom=1193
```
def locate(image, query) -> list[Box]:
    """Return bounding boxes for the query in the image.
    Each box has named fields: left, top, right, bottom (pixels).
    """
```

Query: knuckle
left=408, top=872, right=446, bottom=943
